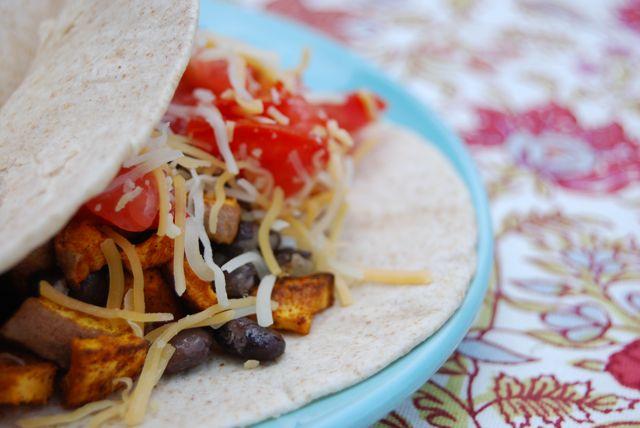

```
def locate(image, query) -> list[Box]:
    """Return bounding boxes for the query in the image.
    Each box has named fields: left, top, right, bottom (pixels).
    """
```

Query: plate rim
left=201, top=2, right=494, bottom=427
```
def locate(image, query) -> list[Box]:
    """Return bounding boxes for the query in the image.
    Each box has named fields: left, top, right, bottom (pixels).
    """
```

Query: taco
left=0, top=1, right=476, bottom=426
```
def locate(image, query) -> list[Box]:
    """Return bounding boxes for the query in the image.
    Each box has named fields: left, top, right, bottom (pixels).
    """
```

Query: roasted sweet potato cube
left=271, top=273, right=334, bottom=335
left=0, top=297, right=131, bottom=367
left=204, top=195, right=241, bottom=244
left=125, top=269, right=184, bottom=331
left=62, top=334, right=147, bottom=408
left=167, top=261, right=218, bottom=311
left=0, top=351, right=57, bottom=405
left=54, top=219, right=107, bottom=285
left=122, top=235, right=174, bottom=271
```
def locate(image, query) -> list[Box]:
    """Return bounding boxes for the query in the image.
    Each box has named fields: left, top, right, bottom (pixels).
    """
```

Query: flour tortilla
left=0, top=121, right=476, bottom=427
left=147, top=122, right=476, bottom=426
left=0, top=0, right=67, bottom=107
left=0, top=0, right=199, bottom=273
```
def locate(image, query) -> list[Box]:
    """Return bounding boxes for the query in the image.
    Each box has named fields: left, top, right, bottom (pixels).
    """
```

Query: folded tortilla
left=0, top=1, right=476, bottom=425
left=137, top=122, right=476, bottom=427
left=0, top=0, right=199, bottom=273
left=0, top=0, right=66, bottom=107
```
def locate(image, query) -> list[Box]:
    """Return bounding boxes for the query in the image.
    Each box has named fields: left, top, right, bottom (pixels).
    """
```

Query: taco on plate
left=0, top=1, right=476, bottom=426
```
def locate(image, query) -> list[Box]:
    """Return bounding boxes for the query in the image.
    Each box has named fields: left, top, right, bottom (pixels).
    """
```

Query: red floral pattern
left=619, top=0, right=640, bottom=34
left=463, top=103, right=640, bottom=193
left=606, top=340, right=640, bottom=390
left=241, top=0, right=640, bottom=426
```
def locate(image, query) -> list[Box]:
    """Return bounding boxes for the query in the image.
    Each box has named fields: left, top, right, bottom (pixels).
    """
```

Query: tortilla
left=0, top=121, right=475, bottom=426
left=0, top=0, right=199, bottom=274
left=137, top=122, right=476, bottom=426
left=0, top=0, right=67, bottom=107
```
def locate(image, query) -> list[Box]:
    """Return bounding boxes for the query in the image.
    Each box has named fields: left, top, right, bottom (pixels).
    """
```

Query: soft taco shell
left=0, top=0, right=66, bottom=107
left=0, top=122, right=476, bottom=427
left=0, top=0, right=199, bottom=273
left=141, top=122, right=475, bottom=426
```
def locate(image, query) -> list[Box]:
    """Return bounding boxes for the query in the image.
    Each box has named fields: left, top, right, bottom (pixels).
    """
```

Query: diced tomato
left=319, top=93, right=386, bottom=133
left=85, top=169, right=159, bottom=232
left=232, top=121, right=329, bottom=195
left=180, top=59, right=232, bottom=96
left=180, top=117, right=327, bottom=195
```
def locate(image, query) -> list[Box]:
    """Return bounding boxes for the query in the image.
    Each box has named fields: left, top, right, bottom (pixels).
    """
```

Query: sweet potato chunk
left=270, top=273, right=334, bottom=335
left=125, top=269, right=184, bottom=331
left=178, top=261, right=218, bottom=311
left=204, top=195, right=241, bottom=244
left=62, top=334, right=147, bottom=408
left=122, top=235, right=174, bottom=271
left=0, top=297, right=131, bottom=367
left=54, top=219, right=107, bottom=285
left=0, top=351, right=57, bottom=405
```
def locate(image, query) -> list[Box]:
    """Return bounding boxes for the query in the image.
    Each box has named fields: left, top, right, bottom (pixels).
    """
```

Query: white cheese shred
left=39, top=282, right=172, bottom=323
left=172, top=175, right=188, bottom=296
left=256, top=274, right=277, bottom=327
left=101, top=239, right=125, bottom=310
left=258, top=187, right=284, bottom=275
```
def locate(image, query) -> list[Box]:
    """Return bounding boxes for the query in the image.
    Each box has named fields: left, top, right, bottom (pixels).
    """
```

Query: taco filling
left=0, top=34, right=431, bottom=426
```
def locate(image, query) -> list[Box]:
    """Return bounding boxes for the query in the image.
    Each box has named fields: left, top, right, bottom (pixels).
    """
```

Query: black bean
left=225, top=264, right=258, bottom=298
left=213, top=317, right=285, bottom=361
left=165, top=328, right=214, bottom=375
left=68, top=268, right=108, bottom=306
left=275, top=249, right=314, bottom=277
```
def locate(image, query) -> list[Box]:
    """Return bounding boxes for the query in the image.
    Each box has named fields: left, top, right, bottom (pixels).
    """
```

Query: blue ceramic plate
left=201, top=2, right=493, bottom=426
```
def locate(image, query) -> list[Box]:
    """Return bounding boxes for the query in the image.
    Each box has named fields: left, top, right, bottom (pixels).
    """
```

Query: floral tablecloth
left=237, top=0, right=640, bottom=426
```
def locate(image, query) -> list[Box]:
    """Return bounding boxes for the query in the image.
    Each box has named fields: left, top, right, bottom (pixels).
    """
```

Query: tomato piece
left=178, top=117, right=327, bottom=195
left=319, top=93, right=386, bottom=133
left=85, top=169, right=159, bottom=232
left=180, top=59, right=232, bottom=95
left=233, top=121, right=329, bottom=195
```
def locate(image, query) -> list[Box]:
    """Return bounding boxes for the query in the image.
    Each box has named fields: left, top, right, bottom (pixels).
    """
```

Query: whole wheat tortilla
left=0, top=122, right=476, bottom=427
left=0, top=0, right=67, bottom=107
left=143, top=122, right=476, bottom=426
left=0, top=0, right=199, bottom=274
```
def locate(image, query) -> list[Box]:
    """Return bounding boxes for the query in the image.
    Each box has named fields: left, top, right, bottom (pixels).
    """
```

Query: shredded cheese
left=363, top=269, right=432, bottom=285
left=40, top=282, right=171, bottom=322
left=103, top=229, right=145, bottom=317
left=166, top=135, right=226, bottom=169
left=244, top=360, right=260, bottom=369
left=221, top=251, right=264, bottom=273
left=266, top=106, right=290, bottom=125
left=328, top=202, right=349, bottom=245
left=256, top=274, right=277, bottom=327
left=101, top=239, right=125, bottom=310
left=195, top=104, right=239, bottom=174
left=17, top=400, right=118, bottom=428
left=173, top=175, right=187, bottom=296
left=334, top=276, right=353, bottom=307
left=174, top=156, right=212, bottom=169
left=208, top=171, right=233, bottom=235
left=357, top=90, right=379, bottom=120
left=124, top=344, right=175, bottom=425
left=114, top=186, right=142, bottom=212
left=259, top=187, right=284, bottom=275
left=152, top=168, right=169, bottom=237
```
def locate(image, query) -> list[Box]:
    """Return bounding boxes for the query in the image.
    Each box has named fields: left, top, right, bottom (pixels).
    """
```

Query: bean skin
left=213, top=317, right=285, bottom=361
left=165, top=328, right=214, bottom=374
left=225, top=264, right=258, bottom=298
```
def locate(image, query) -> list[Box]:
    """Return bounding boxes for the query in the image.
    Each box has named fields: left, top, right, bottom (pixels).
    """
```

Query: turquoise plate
left=201, top=2, right=493, bottom=426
